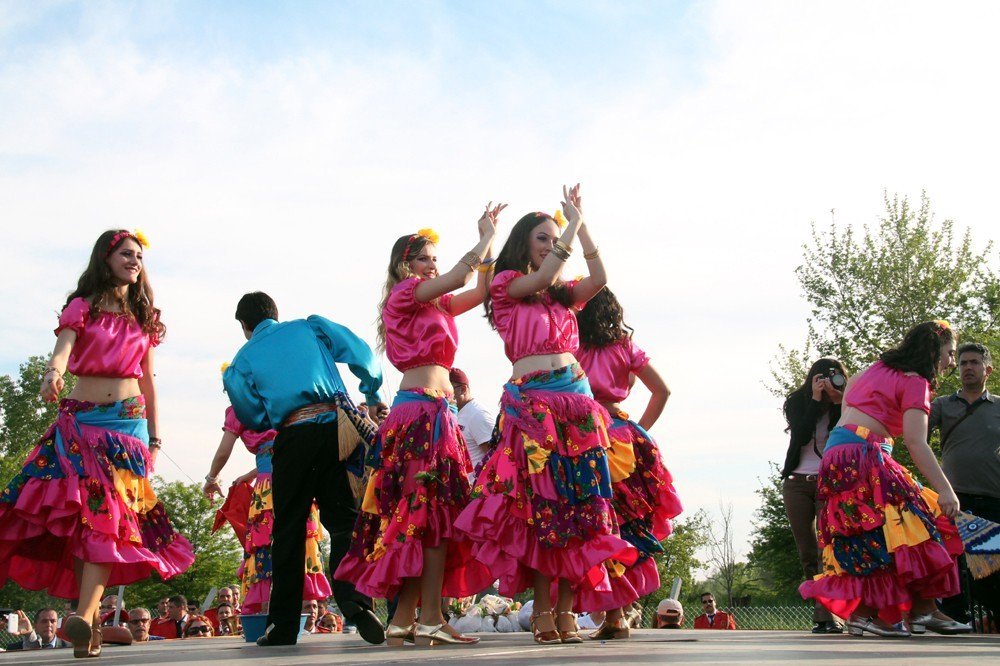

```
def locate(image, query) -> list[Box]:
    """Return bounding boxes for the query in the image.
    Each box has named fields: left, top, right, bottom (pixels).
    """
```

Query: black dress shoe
left=825, top=623, right=844, bottom=634
left=349, top=609, right=386, bottom=645
left=811, top=621, right=830, bottom=634
left=256, top=628, right=297, bottom=647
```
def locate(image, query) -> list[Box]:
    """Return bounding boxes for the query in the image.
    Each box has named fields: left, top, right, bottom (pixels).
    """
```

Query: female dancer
left=456, top=185, right=638, bottom=645
left=781, top=357, right=848, bottom=634
left=575, top=287, right=682, bottom=639
left=0, top=229, right=194, bottom=657
left=203, top=406, right=332, bottom=615
left=336, top=204, right=503, bottom=646
left=800, top=321, right=969, bottom=636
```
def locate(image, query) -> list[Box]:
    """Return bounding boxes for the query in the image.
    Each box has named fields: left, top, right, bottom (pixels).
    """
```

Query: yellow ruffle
left=882, top=504, right=931, bottom=552
left=361, top=471, right=380, bottom=515
left=111, top=468, right=158, bottom=514
left=522, top=435, right=552, bottom=475
left=820, top=544, right=846, bottom=576
left=249, top=476, right=273, bottom=519
left=606, top=437, right=637, bottom=483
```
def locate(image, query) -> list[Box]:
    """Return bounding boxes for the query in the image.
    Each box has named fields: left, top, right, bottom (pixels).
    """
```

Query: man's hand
left=368, top=402, right=389, bottom=424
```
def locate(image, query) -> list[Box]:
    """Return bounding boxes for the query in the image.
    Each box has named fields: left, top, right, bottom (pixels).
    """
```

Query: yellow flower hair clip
left=934, top=319, right=951, bottom=329
left=133, top=229, right=151, bottom=249
left=416, top=228, right=440, bottom=245
left=553, top=209, right=568, bottom=229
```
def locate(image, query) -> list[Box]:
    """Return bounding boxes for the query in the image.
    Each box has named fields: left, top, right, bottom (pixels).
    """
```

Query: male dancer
left=223, top=292, right=386, bottom=646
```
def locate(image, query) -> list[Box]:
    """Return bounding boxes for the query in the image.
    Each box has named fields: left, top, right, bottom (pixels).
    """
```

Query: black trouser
left=938, top=492, right=1000, bottom=627
left=782, top=474, right=835, bottom=623
left=267, top=419, right=371, bottom=638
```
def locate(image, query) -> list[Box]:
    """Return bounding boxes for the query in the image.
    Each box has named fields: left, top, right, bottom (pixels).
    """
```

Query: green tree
left=124, top=479, right=243, bottom=610
left=0, top=355, right=77, bottom=483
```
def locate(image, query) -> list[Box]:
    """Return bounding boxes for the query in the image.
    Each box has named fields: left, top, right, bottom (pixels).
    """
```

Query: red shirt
left=149, top=615, right=186, bottom=639
left=694, top=611, right=736, bottom=629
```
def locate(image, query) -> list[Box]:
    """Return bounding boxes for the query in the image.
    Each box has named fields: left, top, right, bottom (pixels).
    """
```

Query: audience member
left=127, top=608, right=163, bottom=642
left=215, top=603, right=239, bottom=636
left=183, top=615, right=215, bottom=638
left=302, top=599, right=320, bottom=633
left=654, top=598, right=684, bottom=628
left=450, top=367, right=495, bottom=472
left=931, top=342, right=1000, bottom=627
left=4, top=608, right=70, bottom=650
left=150, top=594, right=190, bottom=639
left=693, top=593, right=736, bottom=630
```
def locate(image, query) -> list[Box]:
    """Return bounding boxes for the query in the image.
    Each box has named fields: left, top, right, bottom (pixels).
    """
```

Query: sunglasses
left=187, top=626, right=212, bottom=635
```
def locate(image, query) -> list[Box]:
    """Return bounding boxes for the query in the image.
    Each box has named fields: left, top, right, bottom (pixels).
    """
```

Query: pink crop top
left=844, top=360, right=931, bottom=437
left=55, top=297, right=160, bottom=379
left=576, top=338, right=651, bottom=403
left=223, top=406, right=276, bottom=454
left=382, top=278, right=457, bottom=371
left=490, top=270, right=584, bottom=364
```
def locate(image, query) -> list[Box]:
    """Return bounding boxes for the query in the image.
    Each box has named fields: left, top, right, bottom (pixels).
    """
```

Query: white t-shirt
left=458, top=398, right=495, bottom=468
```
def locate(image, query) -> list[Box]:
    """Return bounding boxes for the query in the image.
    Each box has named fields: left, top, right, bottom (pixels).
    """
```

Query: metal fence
left=639, top=605, right=814, bottom=631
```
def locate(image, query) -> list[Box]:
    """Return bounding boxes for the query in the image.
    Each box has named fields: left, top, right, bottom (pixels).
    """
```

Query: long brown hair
left=375, top=233, right=443, bottom=352
left=578, top=287, right=632, bottom=347
left=64, top=229, right=165, bottom=340
left=881, top=320, right=956, bottom=390
left=484, top=212, right=573, bottom=329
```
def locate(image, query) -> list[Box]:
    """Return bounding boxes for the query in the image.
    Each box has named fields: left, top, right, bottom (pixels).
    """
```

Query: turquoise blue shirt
left=223, top=317, right=383, bottom=431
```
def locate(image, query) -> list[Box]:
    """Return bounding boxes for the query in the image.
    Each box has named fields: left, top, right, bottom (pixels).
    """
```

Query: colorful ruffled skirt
left=799, top=425, right=963, bottom=623
left=0, top=397, right=194, bottom=598
left=335, top=388, right=491, bottom=599
left=600, top=412, right=682, bottom=599
left=455, top=364, right=638, bottom=611
left=239, top=442, right=332, bottom=614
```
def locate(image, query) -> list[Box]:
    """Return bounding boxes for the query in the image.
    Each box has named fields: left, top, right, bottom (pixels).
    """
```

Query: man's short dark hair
left=958, top=342, right=993, bottom=368
left=33, top=607, right=58, bottom=623
left=235, top=292, right=279, bottom=331
left=217, top=602, right=233, bottom=611
left=167, top=595, right=187, bottom=607
left=700, top=592, right=714, bottom=600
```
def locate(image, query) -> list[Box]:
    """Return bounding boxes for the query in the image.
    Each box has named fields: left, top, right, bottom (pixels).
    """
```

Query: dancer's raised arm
left=507, top=184, right=586, bottom=298
left=447, top=202, right=506, bottom=315
left=414, top=203, right=503, bottom=304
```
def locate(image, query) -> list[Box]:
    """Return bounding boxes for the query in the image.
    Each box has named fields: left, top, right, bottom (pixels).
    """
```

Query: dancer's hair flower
left=416, top=228, right=440, bottom=245
left=132, top=229, right=151, bottom=249
left=553, top=209, right=568, bottom=229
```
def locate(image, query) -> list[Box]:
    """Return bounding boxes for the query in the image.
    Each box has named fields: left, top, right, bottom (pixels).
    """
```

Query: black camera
left=825, top=368, right=846, bottom=390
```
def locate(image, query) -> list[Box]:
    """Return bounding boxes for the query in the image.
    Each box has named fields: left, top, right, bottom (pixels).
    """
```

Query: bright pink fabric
left=382, top=278, right=457, bottom=371
left=576, top=338, right=650, bottom=403
left=55, top=297, right=159, bottom=379
left=222, top=407, right=275, bottom=454
left=489, top=270, right=582, bottom=363
left=843, top=361, right=931, bottom=437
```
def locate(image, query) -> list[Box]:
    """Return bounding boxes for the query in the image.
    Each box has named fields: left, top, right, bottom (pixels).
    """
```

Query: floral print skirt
left=335, top=389, right=491, bottom=599
left=799, top=424, right=962, bottom=623
left=455, top=364, right=638, bottom=611
left=0, top=397, right=194, bottom=599
left=239, top=443, right=332, bottom=614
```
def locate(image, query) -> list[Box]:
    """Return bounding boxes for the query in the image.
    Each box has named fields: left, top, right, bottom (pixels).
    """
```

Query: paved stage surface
left=4, top=629, right=998, bottom=664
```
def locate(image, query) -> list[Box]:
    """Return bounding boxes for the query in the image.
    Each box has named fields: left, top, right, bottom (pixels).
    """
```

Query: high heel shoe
left=63, top=615, right=94, bottom=659
left=530, top=611, right=561, bottom=645
left=385, top=622, right=416, bottom=647
left=413, top=622, right=480, bottom=646
left=556, top=611, right=583, bottom=644
left=87, top=617, right=103, bottom=658
left=908, top=612, right=972, bottom=635
left=589, top=617, right=630, bottom=640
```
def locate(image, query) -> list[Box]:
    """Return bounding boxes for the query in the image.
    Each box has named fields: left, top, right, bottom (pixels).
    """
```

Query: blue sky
left=2, top=0, right=999, bottom=562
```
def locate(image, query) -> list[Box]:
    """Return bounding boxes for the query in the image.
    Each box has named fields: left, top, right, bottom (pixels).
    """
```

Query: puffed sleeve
left=385, top=278, right=423, bottom=315
left=490, top=270, right=523, bottom=302
left=222, top=406, right=246, bottom=437
left=899, top=374, right=932, bottom=414
left=627, top=339, right=651, bottom=372
left=55, top=297, right=89, bottom=337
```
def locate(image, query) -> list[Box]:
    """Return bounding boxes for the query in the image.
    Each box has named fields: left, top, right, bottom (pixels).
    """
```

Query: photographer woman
left=781, top=358, right=848, bottom=634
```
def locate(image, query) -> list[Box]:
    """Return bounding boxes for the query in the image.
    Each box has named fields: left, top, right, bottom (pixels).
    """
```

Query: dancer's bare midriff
left=399, top=364, right=454, bottom=395
left=512, top=352, right=577, bottom=379
left=836, top=406, right=891, bottom=439
left=68, top=376, right=142, bottom=404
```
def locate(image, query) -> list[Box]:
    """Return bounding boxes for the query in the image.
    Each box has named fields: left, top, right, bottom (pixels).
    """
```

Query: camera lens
left=830, top=372, right=846, bottom=389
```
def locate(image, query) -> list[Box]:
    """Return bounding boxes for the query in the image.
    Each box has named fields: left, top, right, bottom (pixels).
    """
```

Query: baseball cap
left=657, top=598, right=683, bottom=614
left=449, top=368, right=470, bottom=386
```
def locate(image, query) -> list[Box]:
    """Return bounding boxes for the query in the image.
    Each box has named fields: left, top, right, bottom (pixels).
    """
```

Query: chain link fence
left=639, top=604, right=814, bottom=630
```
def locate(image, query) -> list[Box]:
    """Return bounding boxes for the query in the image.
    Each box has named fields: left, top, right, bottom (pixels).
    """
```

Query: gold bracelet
left=584, top=247, right=600, bottom=260
left=553, top=239, right=573, bottom=256
left=550, top=244, right=571, bottom=262
left=459, top=251, right=482, bottom=271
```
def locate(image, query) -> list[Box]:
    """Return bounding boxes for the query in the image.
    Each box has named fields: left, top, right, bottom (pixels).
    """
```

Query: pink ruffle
left=800, top=569, right=912, bottom=623
left=455, top=493, right=637, bottom=598
left=560, top=556, right=659, bottom=613
left=336, top=504, right=490, bottom=600
left=240, top=572, right=332, bottom=616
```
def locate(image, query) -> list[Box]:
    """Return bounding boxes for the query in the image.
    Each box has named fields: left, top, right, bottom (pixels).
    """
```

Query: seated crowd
left=0, top=584, right=347, bottom=651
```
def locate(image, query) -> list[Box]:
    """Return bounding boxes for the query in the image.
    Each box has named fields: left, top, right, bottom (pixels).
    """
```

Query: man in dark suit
left=5, top=608, right=71, bottom=650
